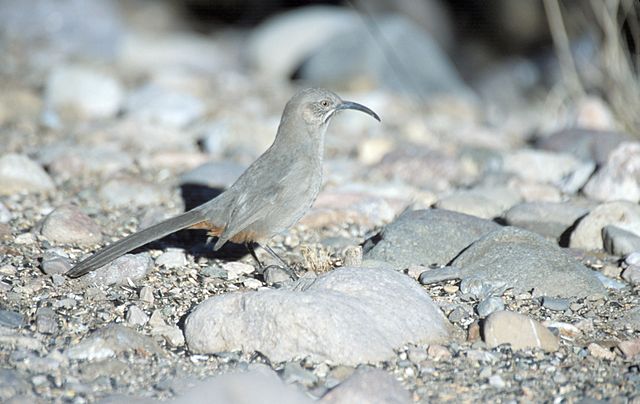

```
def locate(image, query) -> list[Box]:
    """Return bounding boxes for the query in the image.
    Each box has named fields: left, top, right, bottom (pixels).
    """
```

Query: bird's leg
left=260, top=244, right=298, bottom=280
left=245, top=242, right=265, bottom=270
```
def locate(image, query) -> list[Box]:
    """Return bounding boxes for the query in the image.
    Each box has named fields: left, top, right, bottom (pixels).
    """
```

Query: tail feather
left=66, top=209, right=207, bottom=278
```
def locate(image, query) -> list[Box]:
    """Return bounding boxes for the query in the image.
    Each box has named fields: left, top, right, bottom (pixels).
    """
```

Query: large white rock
left=185, top=266, right=452, bottom=365
left=570, top=201, right=640, bottom=251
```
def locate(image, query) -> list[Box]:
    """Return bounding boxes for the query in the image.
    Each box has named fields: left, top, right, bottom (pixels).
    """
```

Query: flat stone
left=42, top=144, right=133, bottom=180
left=477, top=296, right=505, bottom=318
left=35, top=307, right=58, bottom=334
left=483, top=311, right=559, bottom=352
left=185, top=266, right=452, bottom=365
left=617, top=338, right=640, bottom=358
left=179, top=161, right=246, bottom=190
left=570, top=201, right=640, bottom=251
left=602, top=225, right=640, bottom=256
left=321, top=368, right=411, bottom=404
left=125, top=84, right=205, bottom=128
left=583, top=142, right=640, bottom=202
left=364, top=209, right=501, bottom=269
left=126, top=305, right=149, bottom=326
left=41, top=250, right=72, bottom=275
left=0, top=153, right=54, bottom=195
left=66, top=323, right=163, bottom=361
left=622, top=265, right=640, bottom=285
left=44, top=64, right=124, bottom=119
left=40, top=205, right=102, bottom=246
left=434, top=186, right=521, bottom=219
left=155, top=249, right=187, bottom=269
left=450, top=227, right=605, bottom=298
left=503, top=201, right=591, bottom=240
left=541, top=297, right=570, bottom=311
left=79, top=253, right=153, bottom=286
left=535, top=128, right=633, bottom=165
left=0, top=309, right=24, bottom=328
left=99, top=178, right=166, bottom=208
left=151, top=325, right=185, bottom=347
left=587, top=343, right=616, bottom=360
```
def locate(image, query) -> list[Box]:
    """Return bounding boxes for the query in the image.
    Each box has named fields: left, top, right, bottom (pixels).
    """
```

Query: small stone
left=202, top=266, right=227, bottom=279
left=583, top=142, right=640, bottom=202
left=603, top=225, right=640, bottom=256
left=281, top=362, right=318, bottom=387
left=0, top=153, right=54, bottom=195
left=80, top=253, right=153, bottom=286
left=617, top=338, right=640, bottom=358
left=570, top=201, right=640, bottom=251
left=427, top=344, right=451, bottom=361
left=320, top=368, right=411, bottom=404
left=488, top=374, right=506, bottom=389
left=0, top=309, right=24, bottom=328
left=14, top=232, right=35, bottom=244
left=125, top=84, right=205, bottom=128
left=99, top=177, right=166, bottom=208
left=151, top=325, right=185, bottom=347
left=622, top=265, right=640, bottom=285
left=126, top=305, right=149, bottom=326
left=139, top=286, right=154, bottom=304
left=155, top=249, right=187, bottom=269
left=51, top=274, right=66, bottom=286
left=35, top=307, right=58, bottom=334
left=263, top=266, right=293, bottom=284
left=41, top=250, right=72, bottom=275
left=443, top=284, right=459, bottom=294
left=148, top=310, right=166, bottom=327
left=483, top=311, right=559, bottom=352
left=0, top=202, right=11, bottom=223
left=541, top=296, right=571, bottom=311
left=407, top=347, right=428, bottom=363
left=626, top=252, right=640, bottom=266
left=406, top=265, right=427, bottom=280
left=587, top=343, right=616, bottom=360
left=342, top=245, right=362, bottom=267
left=477, top=296, right=505, bottom=318
left=222, top=261, right=255, bottom=280
left=448, top=306, right=468, bottom=324
left=67, top=324, right=163, bottom=361
left=503, top=201, right=590, bottom=240
left=0, top=264, right=17, bottom=276
left=40, top=205, right=103, bottom=246
left=243, top=278, right=263, bottom=289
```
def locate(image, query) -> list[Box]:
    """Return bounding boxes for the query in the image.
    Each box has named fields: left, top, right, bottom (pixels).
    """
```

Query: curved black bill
left=337, top=101, right=381, bottom=122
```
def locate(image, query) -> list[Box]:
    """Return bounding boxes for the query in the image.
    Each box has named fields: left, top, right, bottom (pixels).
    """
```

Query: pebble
left=125, top=84, right=205, bottom=128
left=155, top=249, right=187, bottom=269
left=622, top=265, right=640, bottom=285
left=151, top=324, right=185, bottom=347
left=148, top=310, right=166, bottom=328
left=281, top=362, right=318, bottom=387
left=541, top=296, right=571, bottom=311
left=617, top=338, right=640, bottom=358
left=427, top=344, right=451, bottom=361
left=583, top=142, right=640, bottom=202
left=477, top=296, right=505, bottom=317
left=201, top=266, right=227, bottom=279
left=434, top=186, right=521, bottom=219
left=320, top=368, right=411, bottom=404
left=185, top=266, right=451, bottom=364
left=503, top=201, right=591, bottom=240
left=0, top=309, right=24, bottom=329
left=179, top=161, right=246, bottom=190
left=0, top=202, right=11, bottom=223
left=44, top=64, right=124, bottom=119
left=342, top=245, right=363, bottom=267
left=483, top=311, right=559, bottom=352
left=14, top=232, right=36, bottom=245
left=67, top=324, right=164, bottom=361
left=221, top=261, right=255, bottom=280
left=126, top=305, right=149, bottom=326
left=80, top=253, right=153, bottom=286
left=488, top=374, right=506, bottom=389
left=41, top=250, right=72, bottom=275
left=139, top=286, right=154, bottom=304
left=98, top=178, right=166, bottom=208
left=587, top=343, right=616, bottom=360
left=40, top=205, right=103, bottom=246
left=0, top=153, right=55, bottom=195
left=602, top=225, right=640, bottom=256
left=263, top=266, right=292, bottom=284
left=243, top=278, right=263, bottom=289
left=570, top=201, right=640, bottom=251
left=35, top=307, right=58, bottom=334
left=407, top=347, right=428, bottom=363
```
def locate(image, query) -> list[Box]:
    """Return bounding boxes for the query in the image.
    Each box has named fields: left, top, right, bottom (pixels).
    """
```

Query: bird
left=66, top=88, right=380, bottom=278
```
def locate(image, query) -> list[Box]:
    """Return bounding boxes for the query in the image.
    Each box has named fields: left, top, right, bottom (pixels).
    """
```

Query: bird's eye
left=320, top=100, right=330, bottom=108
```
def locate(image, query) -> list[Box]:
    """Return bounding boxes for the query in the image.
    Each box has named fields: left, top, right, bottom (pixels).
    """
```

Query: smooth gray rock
left=41, top=250, right=72, bottom=275
left=0, top=202, right=11, bottom=223
left=321, top=368, right=411, bottom=404
left=503, top=201, right=591, bottom=240
left=299, top=14, right=473, bottom=97
left=98, top=178, right=166, bottom=208
left=602, top=225, right=640, bottom=256
left=185, top=266, right=452, bottom=365
left=125, top=84, right=205, bottom=128
left=447, top=227, right=605, bottom=298
left=0, top=310, right=24, bottom=329
left=583, top=142, right=640, bottom=202
left=40, top=205, right=102, bottom=246
left=66, top=323, right=163, bottom=361
left=483, top=311, right=559, bottom=352
left=570, top=201, right=640, bottom=251
left=44, top=64, right=124, bottom=119
left=364, top=209, right=501, bottom=269
left=41, top=144, right=133, bottom=179
left=0, top=154, right=54, bottom=196
left=179, top=161, right=246, bottom=190
left=477, top=297, right=505, bottom=318
left=79, top=253, right=152, bottom=286
left=35, top=307, right=58, bottom=334
left=535, top=128, right=633, bottom=165
left=541, top=297, right=570, bottom=311
left=171, top=367, right=313, bottom=404
left=434, top=187, right=521, bottom=219
left=155, top=249, right=187, bottom=269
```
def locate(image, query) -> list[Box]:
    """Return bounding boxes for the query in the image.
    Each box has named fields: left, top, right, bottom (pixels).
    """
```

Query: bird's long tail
left=66, top=209, right=207, bottom=278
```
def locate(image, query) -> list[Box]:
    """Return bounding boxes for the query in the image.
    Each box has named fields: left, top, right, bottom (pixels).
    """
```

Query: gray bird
left=67, top=88, right=380, bottom=278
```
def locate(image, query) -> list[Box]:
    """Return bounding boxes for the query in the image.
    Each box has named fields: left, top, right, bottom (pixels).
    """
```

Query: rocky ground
left=1, top=1, right=640, bottom=403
